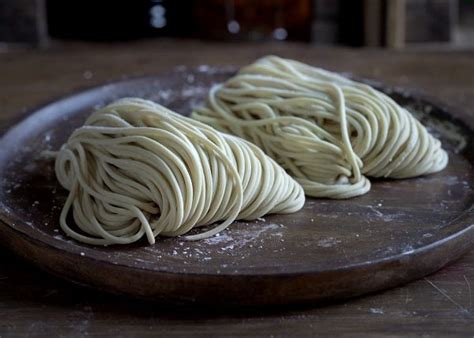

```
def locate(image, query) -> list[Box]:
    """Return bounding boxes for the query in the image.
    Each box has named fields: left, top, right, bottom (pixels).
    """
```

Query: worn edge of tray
left=0, top=218, right=472, bottom=305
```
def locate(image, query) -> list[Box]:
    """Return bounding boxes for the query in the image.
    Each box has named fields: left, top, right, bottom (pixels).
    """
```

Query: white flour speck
left=186, top=74, right=195, bottom=83
left=370, top=308, right=384, bottom=314
left=317, top=237, right=341, bottom=248
left=83, top=70, right=93, bottom=80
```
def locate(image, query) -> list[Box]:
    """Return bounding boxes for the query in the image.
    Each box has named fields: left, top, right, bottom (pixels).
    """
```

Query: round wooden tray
left=0, top=67, right=472, bottom=305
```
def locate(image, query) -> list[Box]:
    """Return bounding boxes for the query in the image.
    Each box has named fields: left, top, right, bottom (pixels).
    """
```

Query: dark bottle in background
left=0, top=0, right=49, bottom=47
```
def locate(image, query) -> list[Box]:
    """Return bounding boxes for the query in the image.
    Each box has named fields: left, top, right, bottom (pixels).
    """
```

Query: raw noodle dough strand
left=192, top=55, right=448, bottom=198
left=54, top=98, right=304, bottom=245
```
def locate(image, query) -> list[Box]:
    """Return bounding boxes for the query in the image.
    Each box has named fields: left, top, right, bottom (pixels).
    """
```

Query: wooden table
left=0, top=40, right=473, bottom=337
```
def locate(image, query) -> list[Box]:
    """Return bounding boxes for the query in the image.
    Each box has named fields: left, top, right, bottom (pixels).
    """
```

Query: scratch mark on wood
left=424, top=277, right=469, bottom=313
left=340, top=247, right=350, bottom=262
left=464, top=275, right=472, bottom=309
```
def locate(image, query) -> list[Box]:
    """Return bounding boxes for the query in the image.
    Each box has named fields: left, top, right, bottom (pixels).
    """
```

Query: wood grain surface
left=0, top=39, right=473, bottom=336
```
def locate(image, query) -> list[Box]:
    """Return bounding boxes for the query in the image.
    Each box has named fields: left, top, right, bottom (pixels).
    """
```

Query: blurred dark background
left=0, top=0, right=473, bottom=49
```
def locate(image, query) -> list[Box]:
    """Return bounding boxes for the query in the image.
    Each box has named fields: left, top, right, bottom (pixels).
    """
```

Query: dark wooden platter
left=0, top=67, right=472, bottom=306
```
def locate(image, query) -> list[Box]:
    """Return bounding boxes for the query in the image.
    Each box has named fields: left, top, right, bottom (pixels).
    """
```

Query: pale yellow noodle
left=192, top=56, right=448, bottom=199
left=54, top=98, right=304, bottom=245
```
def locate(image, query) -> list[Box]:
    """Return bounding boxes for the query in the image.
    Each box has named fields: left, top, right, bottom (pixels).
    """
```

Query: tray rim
left=0, top=67, right=472, bottom=304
